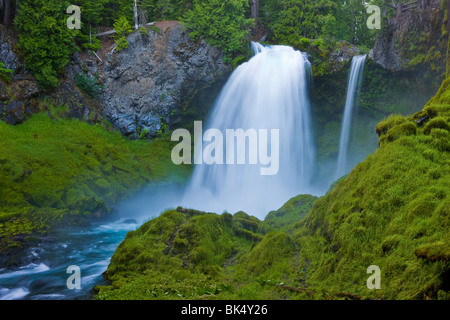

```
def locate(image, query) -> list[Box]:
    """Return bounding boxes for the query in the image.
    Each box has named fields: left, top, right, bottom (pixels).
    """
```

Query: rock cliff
left=1, top=21, right=231, bottom=133
left=67, top=21, right=231, bottom=137
left=371, top=0, right=445, bottom=75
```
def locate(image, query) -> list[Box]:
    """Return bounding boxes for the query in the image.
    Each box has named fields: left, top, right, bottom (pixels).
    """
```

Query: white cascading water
left=335, top=54, right=366, bottom=179
left=181, top=42, right=316, bottom=218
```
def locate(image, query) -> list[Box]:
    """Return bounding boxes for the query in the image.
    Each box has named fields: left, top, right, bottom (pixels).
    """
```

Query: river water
left=0, top=219, right=139, bottom=300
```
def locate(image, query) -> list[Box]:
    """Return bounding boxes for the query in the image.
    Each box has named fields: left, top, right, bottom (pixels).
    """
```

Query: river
left=0, top=219, right=140, bottom=300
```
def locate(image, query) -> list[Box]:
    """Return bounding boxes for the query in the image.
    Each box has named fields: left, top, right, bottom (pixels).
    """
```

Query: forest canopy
left=2, top=0, right=385, bottom=87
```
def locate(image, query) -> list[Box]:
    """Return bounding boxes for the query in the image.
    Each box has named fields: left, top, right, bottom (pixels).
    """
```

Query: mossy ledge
left=0, top=107, right=190, bottom=268
left=96, top=79, right=449, bottom=300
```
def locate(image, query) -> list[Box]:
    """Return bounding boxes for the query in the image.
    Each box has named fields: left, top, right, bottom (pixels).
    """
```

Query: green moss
left=384, top=122, right=417, bottom=144
left=423, top=117, right=450, bottom=135
left=265, top=194, right=317, bottom=230
left=245, top=232, right=295, bottom=276
left=293, top=82, right=450, bottom=300
left=0, top=109, right=190, bottom=264
left=376, top=114, right=407, bottom=137
left=95, top=178, right=110, bottom=190
left=415, top=240, right=450, bottom=262
left=96, top=207, right=272, bottom=300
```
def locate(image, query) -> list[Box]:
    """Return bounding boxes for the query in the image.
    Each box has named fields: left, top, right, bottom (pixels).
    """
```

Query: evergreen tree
left=73, top=0, right=111, bottom=51
left=14, top=0, right=80, bottom=87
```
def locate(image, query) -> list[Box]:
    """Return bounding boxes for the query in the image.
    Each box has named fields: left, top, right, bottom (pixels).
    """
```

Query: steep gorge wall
left=1, top=22, right=232, bottom=135
left=66, top=22, right=232, bottom=137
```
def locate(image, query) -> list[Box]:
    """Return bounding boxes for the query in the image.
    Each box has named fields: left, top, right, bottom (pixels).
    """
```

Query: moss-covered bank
left=96, top=78, right=449, bottom=300
left=0, top=106, right=191, bottom=267
left=296, top=80, right=450, bottom=299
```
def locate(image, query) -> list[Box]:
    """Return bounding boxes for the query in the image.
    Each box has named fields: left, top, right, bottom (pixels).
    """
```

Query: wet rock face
left=370, top=0, right=444, bottom=72
left=98, top=23, right=231, bottom=137
left=0, top=25, right=45, bottom=125
left=2, top=21, right=230, bottom=131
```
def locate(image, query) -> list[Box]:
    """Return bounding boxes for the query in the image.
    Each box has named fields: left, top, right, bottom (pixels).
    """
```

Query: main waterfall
left=181, top=42, right=316, bottom=218
left=335, top=54, right=366, bottom=179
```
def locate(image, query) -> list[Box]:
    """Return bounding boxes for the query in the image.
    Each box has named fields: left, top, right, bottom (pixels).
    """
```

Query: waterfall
left=181, top=42, right=316, bottom=218
left=335, top=54, right=366, bottom=179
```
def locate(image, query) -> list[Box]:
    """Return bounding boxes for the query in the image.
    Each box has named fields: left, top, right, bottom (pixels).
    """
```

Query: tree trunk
left=447, top=0, right=450, bottom=78
left=3, top=0, right=11, bottom=26
left=249, top=0, right=259, bottom=20
left=396, top=2, right=402, bottom=18
left=134, top=0, right=138, bottom=29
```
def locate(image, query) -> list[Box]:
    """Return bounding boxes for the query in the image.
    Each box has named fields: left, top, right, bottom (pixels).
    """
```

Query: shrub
left=138, top=26, right=150, bottom=37
left=0, top=62, right=13, bottom=83
left=75, top=73, right=102, bottom=98
left=113, top=16, right=133, bottom=52
left=15, top=0, right=79, bottom=88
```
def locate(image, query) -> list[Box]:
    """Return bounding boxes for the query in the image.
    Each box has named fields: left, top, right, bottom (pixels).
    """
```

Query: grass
left=0, top=107, right=191, bottom=266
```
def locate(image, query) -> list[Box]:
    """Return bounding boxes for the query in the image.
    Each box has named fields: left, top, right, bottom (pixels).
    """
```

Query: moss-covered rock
left=96, top=208, right=271, bottom=300
left=423, top=117, right=450, bottom=135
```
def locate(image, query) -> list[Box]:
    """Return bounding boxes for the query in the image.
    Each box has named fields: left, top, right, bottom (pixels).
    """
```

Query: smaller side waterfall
left=335, top=54, right=366, bottom=179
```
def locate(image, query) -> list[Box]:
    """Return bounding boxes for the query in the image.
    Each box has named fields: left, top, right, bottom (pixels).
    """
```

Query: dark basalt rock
left=0, top=24, right=22, bottom=72
left=67, top=22, right=232, bottom=137
left=370, top=0, right=445, bottom=72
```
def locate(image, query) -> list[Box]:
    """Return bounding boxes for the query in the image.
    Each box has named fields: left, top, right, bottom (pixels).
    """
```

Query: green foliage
left=182, top=0, right=254, bottom=63
left=96, top=79, right=450, bottom=301
left=265, top=194, right=317, bottom=230
left=113, top=16, right=133, bottom=52
left=0, top=107, right=190, bottom=265
left=0, top=62, right=13, bottom=83
left=156, top=116, right=169, bottom=137
left=75, top=73, right=102, bottom=98
left=14, top=0, right=80, bottom=87
left=296, top=82, right=450, bottom=300
left=141, top=0, right=191, bottom=21
left=72, top=0, right=110, bottom=51
left=259, top=0, right=381, bottom=49
left=138, top=26, right=150, bottom=37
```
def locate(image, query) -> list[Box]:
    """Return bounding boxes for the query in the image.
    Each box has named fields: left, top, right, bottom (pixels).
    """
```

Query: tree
left=267, top=0, right=336, bottom=45
left=15, top=0, right=79, bottom=87
left=183, top=0, right=254, bottom=63
left=113, top=16, right=133, bottom=52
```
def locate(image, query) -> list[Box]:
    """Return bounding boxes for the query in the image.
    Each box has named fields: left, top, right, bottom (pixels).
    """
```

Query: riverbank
left=0, top=106, right=191, bottom=269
